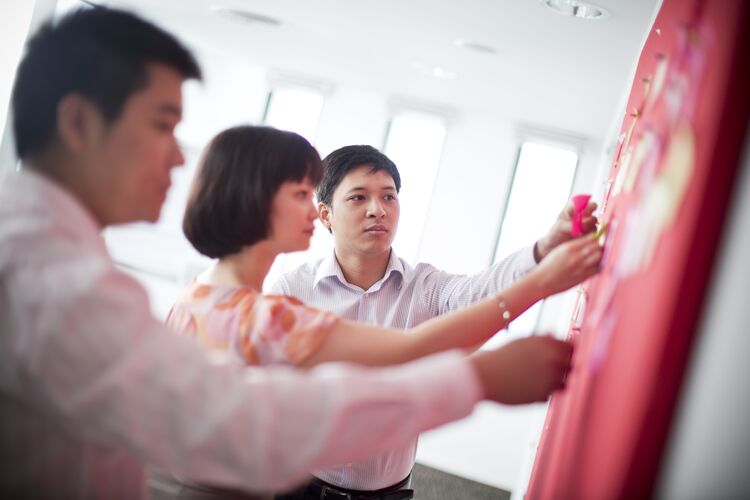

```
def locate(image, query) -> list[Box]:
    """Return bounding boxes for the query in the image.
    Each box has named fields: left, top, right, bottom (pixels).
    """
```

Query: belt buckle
left=320, top=485, right=352, bottom=500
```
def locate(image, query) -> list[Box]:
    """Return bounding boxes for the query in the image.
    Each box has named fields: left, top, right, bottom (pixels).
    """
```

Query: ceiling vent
left=210, top=6, right=282, bottom=27
left=542, top=0, right=610, bottom=20
left=454, top=39, right=498, bottom=55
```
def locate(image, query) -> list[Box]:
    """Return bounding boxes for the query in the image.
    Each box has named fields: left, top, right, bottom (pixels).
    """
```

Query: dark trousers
left=274, top=475, right=413, bottom=500
left=149, top=468, right=271, bottom=500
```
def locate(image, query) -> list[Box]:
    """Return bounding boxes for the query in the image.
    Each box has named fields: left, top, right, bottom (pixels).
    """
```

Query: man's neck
left=335, top=248, right=392, bottom=291
left=25, top=153, right=107, bottom=228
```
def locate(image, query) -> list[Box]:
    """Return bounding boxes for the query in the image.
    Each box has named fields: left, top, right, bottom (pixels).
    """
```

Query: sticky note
left=571, top=194, right=592, bottom=236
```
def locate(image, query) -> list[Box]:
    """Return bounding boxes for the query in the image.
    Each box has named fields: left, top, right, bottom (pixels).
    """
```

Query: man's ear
left=56, top=93, right=101, bottom=153
left=318, top=202, right=333, bottom=232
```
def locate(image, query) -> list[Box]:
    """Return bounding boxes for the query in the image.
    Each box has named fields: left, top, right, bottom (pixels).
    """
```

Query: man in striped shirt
left=271, top=145, right=597, bottom=498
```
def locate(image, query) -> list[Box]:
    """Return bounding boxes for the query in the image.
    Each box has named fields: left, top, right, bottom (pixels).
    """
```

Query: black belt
left=305, top=475, right=413, bottom=500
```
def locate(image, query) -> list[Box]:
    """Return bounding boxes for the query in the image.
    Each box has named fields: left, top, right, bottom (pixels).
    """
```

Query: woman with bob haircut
left=168, top=125, right=601, bottom=497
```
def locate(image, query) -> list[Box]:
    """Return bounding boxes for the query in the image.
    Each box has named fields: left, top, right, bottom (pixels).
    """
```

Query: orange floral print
left=166, top=282, right=339, bottom=367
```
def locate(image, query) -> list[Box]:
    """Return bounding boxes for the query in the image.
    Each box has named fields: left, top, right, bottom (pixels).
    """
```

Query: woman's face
left=267, top=177, right=319, bottom=253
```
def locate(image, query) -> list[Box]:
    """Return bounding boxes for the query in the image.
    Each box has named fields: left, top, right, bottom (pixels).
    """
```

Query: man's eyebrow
left=344, top=185, right=396, bottom=195
left=157, top=103, right=182, bottom=118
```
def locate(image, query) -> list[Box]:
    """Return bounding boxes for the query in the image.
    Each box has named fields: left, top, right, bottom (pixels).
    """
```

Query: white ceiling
left=101, top=0, right=660, bottom=141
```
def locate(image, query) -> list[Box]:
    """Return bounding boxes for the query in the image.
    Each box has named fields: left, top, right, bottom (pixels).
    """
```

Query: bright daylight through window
left=490, top=140, right=578, bottom=339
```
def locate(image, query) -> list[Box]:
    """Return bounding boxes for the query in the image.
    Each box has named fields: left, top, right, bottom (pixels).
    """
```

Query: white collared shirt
left=0, top=168, right=482, bottom=499
left=271, top=244, right=536, bottom=489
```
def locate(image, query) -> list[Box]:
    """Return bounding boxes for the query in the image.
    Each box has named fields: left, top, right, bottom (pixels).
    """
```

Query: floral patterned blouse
left=166, top=281, right=340, bottom=366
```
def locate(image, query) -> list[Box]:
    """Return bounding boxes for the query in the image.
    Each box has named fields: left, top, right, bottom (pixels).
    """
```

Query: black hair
left=11, top=6, right=201, bottom=160
left=316, top=145, right=401, bottom=207
left=183, top=126, right=323, bottom=259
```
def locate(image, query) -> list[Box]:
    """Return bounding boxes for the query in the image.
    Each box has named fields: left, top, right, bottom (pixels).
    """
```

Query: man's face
left=320, top=165, right=400, bottom=259
left=83, top=63, right=185, bottom=225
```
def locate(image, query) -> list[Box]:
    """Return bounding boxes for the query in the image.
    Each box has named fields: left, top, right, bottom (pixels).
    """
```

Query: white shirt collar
left=313, top=248, right=407, bottom=292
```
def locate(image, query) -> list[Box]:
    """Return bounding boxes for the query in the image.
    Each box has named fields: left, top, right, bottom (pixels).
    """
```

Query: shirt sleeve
left=425, top=245, right=537, bottom=315
left=5, top=242, right=482, bottom=492
left=268, top=274, right=289, bottom=295
left=235, top=295, right=339, bottom=366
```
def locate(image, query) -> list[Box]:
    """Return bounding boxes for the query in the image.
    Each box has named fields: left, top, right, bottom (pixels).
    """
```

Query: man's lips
left=365, top=225, right=388, bottom=233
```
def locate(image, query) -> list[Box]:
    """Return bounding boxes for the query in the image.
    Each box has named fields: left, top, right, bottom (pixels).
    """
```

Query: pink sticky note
left=571, top=194, right=592, bottom=236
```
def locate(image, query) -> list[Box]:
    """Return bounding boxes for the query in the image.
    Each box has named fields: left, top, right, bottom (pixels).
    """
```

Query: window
left=383, top=112, right=447, bottom=265
left=0, top=1, right=38, bottom=174
left=493, top=140, right=578, bottom=336
left=55, top=0, right=93, bottom=15
left=262, top=87, right=324, bottom=144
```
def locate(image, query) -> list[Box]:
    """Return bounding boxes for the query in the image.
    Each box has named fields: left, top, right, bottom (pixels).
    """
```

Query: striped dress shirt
left=271, top=245, right=537, bottom=489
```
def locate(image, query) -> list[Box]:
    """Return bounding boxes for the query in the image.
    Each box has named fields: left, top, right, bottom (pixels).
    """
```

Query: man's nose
left=366, top=199, right=386, bottom=217
left=171, top=139, right=185, bottom=167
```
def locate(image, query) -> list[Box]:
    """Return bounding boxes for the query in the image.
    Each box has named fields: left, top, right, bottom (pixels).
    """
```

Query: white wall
left=419, top=114, right=516, bottom=272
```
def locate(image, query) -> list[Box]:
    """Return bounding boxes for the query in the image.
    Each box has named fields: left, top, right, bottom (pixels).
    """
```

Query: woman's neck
left=199, top=242, right=277, bottom=291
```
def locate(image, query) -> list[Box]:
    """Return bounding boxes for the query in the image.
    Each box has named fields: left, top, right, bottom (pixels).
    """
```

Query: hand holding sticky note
left=571, top=194, right=592, bottom=236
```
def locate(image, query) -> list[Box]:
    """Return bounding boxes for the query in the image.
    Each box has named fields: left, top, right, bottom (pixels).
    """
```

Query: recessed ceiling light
left=454, top=39, right=498, bottom=55
left=542, top=0, right=610, bottom=20
left=210, top=6, right=282, bottom=27
left=411, top=61, right=458, bottom=80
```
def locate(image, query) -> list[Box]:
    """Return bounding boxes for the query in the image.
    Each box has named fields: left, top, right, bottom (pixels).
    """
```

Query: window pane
left=55, top=0, right=92, bottom=15
left=263, top=87, right=324, bottom=144
left=494, top=141, right=578, bottom=336
left=384, top=113, right=446, bottom=265
left=0, top=2, right=34, bottom=163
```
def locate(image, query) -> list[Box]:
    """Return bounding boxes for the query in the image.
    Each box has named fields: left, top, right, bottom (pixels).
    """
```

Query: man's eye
left=154, top=122, right=173, bottom=132
left=384, top=194, right=397, bottom=201
left=349, top=195, right=365, bottom=201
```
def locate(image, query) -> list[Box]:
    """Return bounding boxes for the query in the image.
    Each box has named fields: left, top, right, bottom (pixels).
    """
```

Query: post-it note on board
left=571, top=194, right=592, bottom=236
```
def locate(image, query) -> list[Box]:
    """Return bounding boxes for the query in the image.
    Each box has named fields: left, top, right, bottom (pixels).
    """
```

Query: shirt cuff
left=519, top=244, right=538, bottom=270
left=403, top=350, right=483, bottom=429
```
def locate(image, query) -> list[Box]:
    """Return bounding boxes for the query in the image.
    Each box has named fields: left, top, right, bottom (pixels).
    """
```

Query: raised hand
left=535, top=200, right=598, bottom=262
left=531, top=235, right=602, bottom=297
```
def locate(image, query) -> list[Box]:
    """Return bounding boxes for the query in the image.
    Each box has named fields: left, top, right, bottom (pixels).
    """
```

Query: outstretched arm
left=299, top=236, right=601, bottom=368
left=429, top=200, right=598, bottom=315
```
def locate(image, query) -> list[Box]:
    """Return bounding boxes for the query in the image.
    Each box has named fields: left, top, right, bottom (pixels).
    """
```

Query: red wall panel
left=526, top=1, right=750, bottom=498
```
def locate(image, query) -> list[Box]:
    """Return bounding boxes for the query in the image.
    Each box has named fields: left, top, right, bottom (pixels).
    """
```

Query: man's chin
left=135, top=207, right=162, bottom=225
left=359, top=244, right=392, bottom=257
